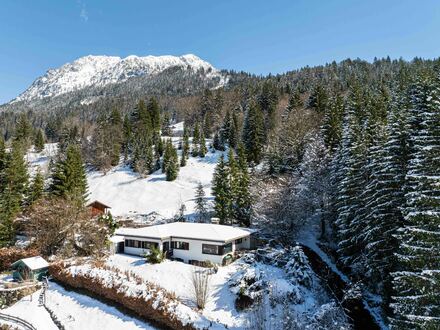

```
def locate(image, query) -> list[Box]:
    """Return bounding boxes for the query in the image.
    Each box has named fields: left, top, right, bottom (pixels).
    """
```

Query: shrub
left=145, top=246, right=165, bottom=264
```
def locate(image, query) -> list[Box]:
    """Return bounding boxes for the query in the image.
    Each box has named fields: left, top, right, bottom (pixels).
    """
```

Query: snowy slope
left=27, top=140, right=222, bottom=219
left=3, top=283, right=157, bottom=330
left=12, top=54, right=226, bottom=103
left=88, top=139, right=223, bottom=218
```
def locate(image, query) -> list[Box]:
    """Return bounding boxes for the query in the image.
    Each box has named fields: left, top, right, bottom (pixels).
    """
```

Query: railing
left=0, top=312, right=37, bottom=330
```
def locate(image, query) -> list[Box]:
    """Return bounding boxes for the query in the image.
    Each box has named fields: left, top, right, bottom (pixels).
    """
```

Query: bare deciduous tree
left=24, top=197, right=109, bottom=257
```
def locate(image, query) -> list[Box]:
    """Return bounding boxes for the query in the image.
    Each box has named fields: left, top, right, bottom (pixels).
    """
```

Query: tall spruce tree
left=181, top=127, right=190, bottom=167
left=199, top=128, right=207, bottom=157
left=165, top=139, right=179, bottom=181
left=14, top=113, right=32, bottom=147
left=192, top=122, right=200, bottom=157
left=50, top=144, right=88, bottom=205
left=243, top=103, right=264, bottom=164
left=34, top=129, right=45, bottom=153
left=194, top=182, right=208, bottom=222
left=334, top=86, right=368, bottom=272
left=148, top=97, right=161, bottom=138
left=234, top=144, right=252, bottom=227
left=390, top=74, right=440, bottom=329
left=28, top=169, right=45, bottom=205
left=0, top=141, right=29, bottom=246
left=212, top=154, right=231, bottom=224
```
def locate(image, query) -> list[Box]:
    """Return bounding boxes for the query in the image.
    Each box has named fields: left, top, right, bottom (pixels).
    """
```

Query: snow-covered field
left=106, top=254, right=247, bottom=328
left=88, top=143, right=222, bottom=218
left=2, top=282, right=157, bottom=330
left=26, top=137, right=223, bottom=219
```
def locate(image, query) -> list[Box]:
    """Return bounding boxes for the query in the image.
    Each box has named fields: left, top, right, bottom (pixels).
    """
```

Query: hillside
left=26, top=135, right=222, bottom=220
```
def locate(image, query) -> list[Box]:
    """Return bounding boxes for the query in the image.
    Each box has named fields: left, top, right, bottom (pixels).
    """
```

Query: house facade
left=114, top=222, right=255, bottom=265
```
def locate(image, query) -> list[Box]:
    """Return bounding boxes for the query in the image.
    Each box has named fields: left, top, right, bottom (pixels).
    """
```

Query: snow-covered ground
left=27, top=139, right=223, bottom=219
left=105, top=252, right=342, bottom=329
left=106, top=254, right=248, bottom=328
left=2, top=289, right=58, bottom=330
left=2, top=282, right=157, bottom=330
left=25, top=143, right=58, bottom=177
left=88, top=143, right=221, bottom=218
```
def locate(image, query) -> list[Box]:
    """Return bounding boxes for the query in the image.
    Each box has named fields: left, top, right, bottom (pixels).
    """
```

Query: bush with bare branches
left=191, top=268, right=211, bottom=310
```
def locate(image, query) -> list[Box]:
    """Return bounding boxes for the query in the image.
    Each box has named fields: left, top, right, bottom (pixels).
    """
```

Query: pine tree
left=234, top=144, right=252, bottom=227
left=34, top=129, right=45, bottom=153
left=165, top=139, right=179, bottom=181
left=162, top=139, right=172, bottom=173
left=0, top=141, right=29, bottom=247
left=258, top=81, right=278, bottom=135
left=359, top=88, right=409, bottom=300
left=307, top=83, right=328, bottom=114
left=50, top=144, right=88, bottom=205
left=199, top=128, right=207, bottom=157
left=109, top=107, right=123, bottom=166
left=286, top=88, right=302, bottom=113
left=390, top=74, right=440, bottom=329
left=122, top=114, right=132, bottom=161
left=334, top=86, right=368, bottom=272
left=161, top=113, right=172, bottom=136
left=148, top=97, right=161, bottom=137
left=227, top=148, right=238, bottom=223
left=192, top=123, right=200, bottom=157
left=14, top=113, right=32, bottom=147
left=213, top=132, right=223, bottom=151
left=28, top=169, right=45, bottom=205
left=322, top=94, right=344, bottom=151
left=181, top=128, right=190, bottom=167
left=194, top=182, right=208, bottom=222
left=0, top=135, right=5, bottom=175
left=243, top=103, right=264, bottom=164
left=212, top=154, right=231, bottom=224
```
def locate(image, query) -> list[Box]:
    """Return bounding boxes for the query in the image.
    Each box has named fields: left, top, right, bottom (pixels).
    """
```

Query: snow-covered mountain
left=12, top=54, right=226, bottom=103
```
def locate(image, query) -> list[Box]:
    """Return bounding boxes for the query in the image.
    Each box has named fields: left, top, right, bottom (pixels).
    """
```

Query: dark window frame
left=125, top=239, right=158, bottom=249
left=202, top=244, right=222, bottom=255
left=171, top=241, right=189, bottom=250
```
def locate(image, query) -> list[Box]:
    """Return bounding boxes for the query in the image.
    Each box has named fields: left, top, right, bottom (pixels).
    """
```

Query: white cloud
left=77, top=0, right=88, bottom=22
left=80, top=6, right=88, bottom=21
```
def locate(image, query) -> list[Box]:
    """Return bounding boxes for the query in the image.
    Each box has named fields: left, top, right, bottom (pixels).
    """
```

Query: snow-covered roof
left=116, top=222, right=255, bottom=243
left=12, top=256, right=49, bottom=270
left=109, top=235, right=125, bottom=243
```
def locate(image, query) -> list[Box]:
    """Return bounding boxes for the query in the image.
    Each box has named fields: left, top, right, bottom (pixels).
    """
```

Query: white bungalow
left=113, top=222, right=256, bottom=265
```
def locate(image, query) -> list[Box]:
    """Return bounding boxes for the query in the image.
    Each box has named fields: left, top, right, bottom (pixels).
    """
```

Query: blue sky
left=1, top=0, right=440, bottom=103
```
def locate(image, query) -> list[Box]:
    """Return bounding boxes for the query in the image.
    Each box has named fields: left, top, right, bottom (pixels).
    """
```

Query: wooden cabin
left=11, top=256, right=49, bottom=281
left=87, top=200, right=111, bottom=217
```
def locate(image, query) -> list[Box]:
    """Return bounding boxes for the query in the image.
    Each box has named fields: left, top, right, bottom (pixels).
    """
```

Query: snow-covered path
left=3, top=282, right=158, bottom=330
left=2, top=290, right=58, bottom=330
left=45, top=282, right=157, bottom=330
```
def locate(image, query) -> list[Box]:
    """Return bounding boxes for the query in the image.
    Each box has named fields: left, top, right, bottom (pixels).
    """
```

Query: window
left=171, top=241, right=189, bottom=250
left=202, top=244, right=222, bottom=255
left=125, top=239, right=158, bottom=249
left=223, top=243, right=233, bottom=254
left=235, top=238, right=243, bottom=244
left=141, top=241, right=158, bottom=249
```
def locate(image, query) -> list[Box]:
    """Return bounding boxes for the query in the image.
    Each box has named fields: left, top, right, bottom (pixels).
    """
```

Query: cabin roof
left=86, top=200, right=111, bottom=209
left=11, top=256, right=49, bottom=270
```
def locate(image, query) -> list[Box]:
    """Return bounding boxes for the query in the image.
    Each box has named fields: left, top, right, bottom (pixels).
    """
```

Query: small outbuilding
left=11, top=256, right=49, bottom=281
left=87, top=200, right=111, bottom=217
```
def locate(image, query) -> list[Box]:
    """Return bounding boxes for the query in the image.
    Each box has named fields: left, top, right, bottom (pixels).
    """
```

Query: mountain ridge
left=11, top=54, right=226, bottom=103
